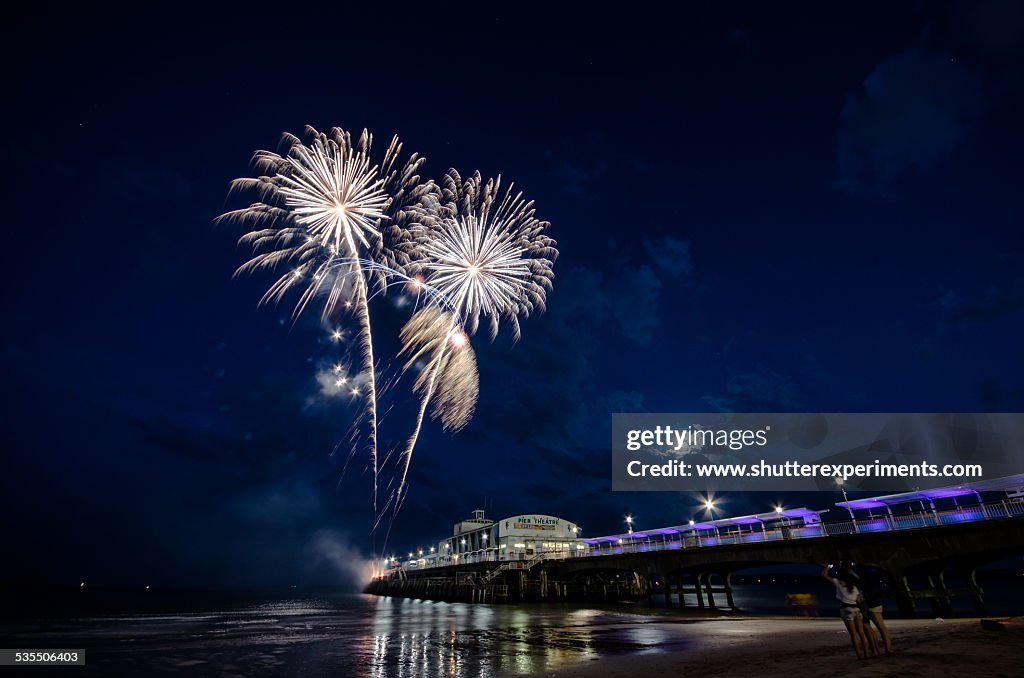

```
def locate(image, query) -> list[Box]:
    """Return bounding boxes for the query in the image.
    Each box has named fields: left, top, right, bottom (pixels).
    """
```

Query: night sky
left=5, top=3, right=1023, bottom=589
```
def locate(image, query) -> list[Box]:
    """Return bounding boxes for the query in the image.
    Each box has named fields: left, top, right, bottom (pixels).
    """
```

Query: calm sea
left=2, top=570, right=1020, bottom=676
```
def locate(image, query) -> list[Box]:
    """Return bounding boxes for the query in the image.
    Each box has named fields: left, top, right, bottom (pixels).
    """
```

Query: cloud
left=608, top=264, right=662, bottom=345
left=976, top=379, right=1024, bottom=411
left=525, top=482, right=563, bottom=502
left=607, top=390, right=645, bottom=413
left=702, top=368, right=802, bottom=412
left=835, top=47, right=984, bottom=196
left=445, top=258, right=674, bottom=473
left=231, top=479, right=322, bottom=525
left=938, top=278, right=1024, bottom=324
left=920, top=278, right=1024, bottom=362
left=544, top=150, right=608, bottom=198
left=643, top=236, right=693, bottom=279
left=434, top=264, right=663, bottom=508
left=131, top=415, right=287, bottom=470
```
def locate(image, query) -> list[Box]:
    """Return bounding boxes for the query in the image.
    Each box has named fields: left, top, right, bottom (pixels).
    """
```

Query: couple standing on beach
left=822, top=560, right=894, bottom=659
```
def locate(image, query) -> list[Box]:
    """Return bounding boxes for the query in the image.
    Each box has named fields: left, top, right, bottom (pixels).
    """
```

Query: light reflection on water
left=1, top=592, right=687, bottom=677
left=6, top=576, right=1017, bottom=676
left=363, top=595, right=613, bottom=676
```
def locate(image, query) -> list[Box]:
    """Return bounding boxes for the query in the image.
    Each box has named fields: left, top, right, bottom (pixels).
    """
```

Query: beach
left=4, top=590, right=1021, bottom=676
left=527, top=616, right=1024, bottom=678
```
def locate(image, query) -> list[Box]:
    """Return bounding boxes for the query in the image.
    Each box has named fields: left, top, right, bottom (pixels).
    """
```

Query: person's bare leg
left=869, top=610, right=893, bottom=653
left=861, top=617, right=879, bottom=656
left=854, top=617, right=874, bottom=657
left=843, top=618, right=865, bottom=658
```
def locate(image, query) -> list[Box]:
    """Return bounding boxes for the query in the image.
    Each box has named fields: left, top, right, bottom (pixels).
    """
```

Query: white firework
left=399, top=307, right=479, bottom=433
left=276, top=138, right=389, bottom=254
left=385, top=169, right=557, bottom=520
left=221, top=126, right=437, bottom=517
left=223, top=126, right=436, bottom=320
left=412, top=169, right=557, bottom=340
left=419, top=215, right=529, bottom=334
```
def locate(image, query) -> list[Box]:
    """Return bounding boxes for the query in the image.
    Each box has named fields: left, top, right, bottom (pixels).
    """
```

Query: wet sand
left=524, top=616, right=1024, bottom=678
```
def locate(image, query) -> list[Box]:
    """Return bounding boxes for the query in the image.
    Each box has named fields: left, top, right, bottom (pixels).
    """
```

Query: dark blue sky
left=4, top=3, right=1023, bottom=588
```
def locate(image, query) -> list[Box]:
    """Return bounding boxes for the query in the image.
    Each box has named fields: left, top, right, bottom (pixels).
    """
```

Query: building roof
left=836, top=473, right=1024, bottom=510
left=582, top=507, right=822, bottom=544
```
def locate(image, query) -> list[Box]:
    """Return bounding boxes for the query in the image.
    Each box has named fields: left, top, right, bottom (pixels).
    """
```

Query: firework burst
left=415, top=169, right=557, bottom=340
left=387, top=169, right=557, bottom=516
left=220, top=126, right=437, bottom=514
left=222, top=126, right=436, bottom=318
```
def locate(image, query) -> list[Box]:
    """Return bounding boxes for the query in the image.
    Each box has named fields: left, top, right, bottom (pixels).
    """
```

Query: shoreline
left=520, top=615, right=1023, bottom=678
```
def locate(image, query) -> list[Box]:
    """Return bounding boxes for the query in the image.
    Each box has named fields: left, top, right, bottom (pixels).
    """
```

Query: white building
left=398, top=509, right=587, bottom=570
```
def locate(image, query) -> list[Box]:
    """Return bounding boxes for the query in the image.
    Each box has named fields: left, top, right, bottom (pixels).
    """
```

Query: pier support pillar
left=927, top=568, right=954, bottom=617
left=966, top=566, right=986, bottom=616
left=724, top=572, right=736, bottom=610
left=703, top=572, right=717, bottom=610
left=894, top=571, right=917, bottom=618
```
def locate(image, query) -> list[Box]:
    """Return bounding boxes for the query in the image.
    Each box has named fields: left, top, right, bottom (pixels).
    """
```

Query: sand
left=524, top=616, right=1024, bottom=678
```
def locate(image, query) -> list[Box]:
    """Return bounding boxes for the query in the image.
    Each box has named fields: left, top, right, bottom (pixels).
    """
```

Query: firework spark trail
left=344, top=254, right=380, bottom=510
left=330, top=258, right=461, bottom=318
left=221, top=126, right=438, bottom=516
left=386, top=169, right=557, bottom=519
left=392, top=333, right=451, bottom=517
left=326, top=258, right=461, bottom=523
left=308, top=255, right=462, bottom=519
left=388, top=297, right=474, bottom=519
left=369, top=308, right=477, bottom=533
left=312, top=257, right=465, bottom=537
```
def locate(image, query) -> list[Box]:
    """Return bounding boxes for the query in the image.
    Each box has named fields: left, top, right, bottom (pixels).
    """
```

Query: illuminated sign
left=505, top=516, right=560, bottom=531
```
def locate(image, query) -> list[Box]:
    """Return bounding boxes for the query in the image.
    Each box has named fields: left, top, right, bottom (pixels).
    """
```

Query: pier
left=365, top=475, right=1024, bottom=616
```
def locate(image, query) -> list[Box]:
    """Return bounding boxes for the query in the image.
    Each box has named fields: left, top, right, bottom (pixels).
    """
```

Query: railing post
left=974, top=491, right=987, bottom=519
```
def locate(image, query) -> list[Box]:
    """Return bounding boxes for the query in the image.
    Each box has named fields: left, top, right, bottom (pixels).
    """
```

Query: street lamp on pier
left=836, top=477, right=859, bottom=533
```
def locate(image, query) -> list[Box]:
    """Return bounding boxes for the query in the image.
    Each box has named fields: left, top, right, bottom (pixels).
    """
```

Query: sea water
left=1, top=568, right=1019, bottom=676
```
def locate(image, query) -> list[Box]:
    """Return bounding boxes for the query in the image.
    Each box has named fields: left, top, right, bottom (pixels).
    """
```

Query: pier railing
left=387, top=498, right=1023, bottom=575
left=582, top=498, right=1024, bottom=558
